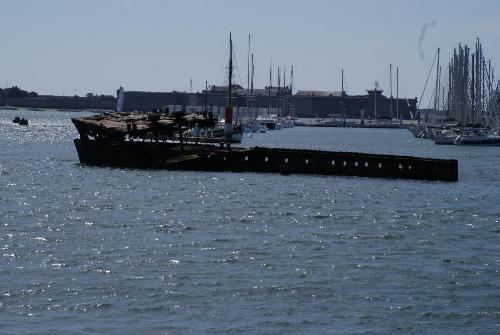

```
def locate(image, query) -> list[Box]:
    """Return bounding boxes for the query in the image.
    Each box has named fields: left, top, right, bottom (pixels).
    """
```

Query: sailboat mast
left=341, top=69, right=344, bottom=93
left=278, top=66, right=281, bottom=116
left=247, top=34, right=250, bottom=93
left=224, top=32, right=234, bottom=139
left=442, top=86, right=445, bottom=117
left=476, top=38, right=481, bottom=118
left=204, top=81, right=208, bottom=115
left=290, top=65, right=294, bottom=116
left=390, top=64, right=393, bottom=119
left=251, top=54, right=254, bottom=94
left=251, top=53, right=255, bottom=120
left=341, top=69, right=344, bottom=123
left=283, top=66, right=286, bottom=115
left=438, top=65, right=442, bottom=111
left=396, top=67, right=399, bottom=121
left=247, top=34, right=251, bottom=115
left=268, top=61, right=272, bottom=115
left=228, top=34, right=233, bottom=108
left=434, top=47, right=440, bottom=122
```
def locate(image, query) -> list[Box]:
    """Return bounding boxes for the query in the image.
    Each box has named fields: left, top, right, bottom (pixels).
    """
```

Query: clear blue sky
left=1, top=0, right=499, bottom=103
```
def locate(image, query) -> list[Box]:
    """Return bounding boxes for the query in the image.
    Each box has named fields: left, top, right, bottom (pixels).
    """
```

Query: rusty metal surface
left=72, top=112, right=217, bottom=140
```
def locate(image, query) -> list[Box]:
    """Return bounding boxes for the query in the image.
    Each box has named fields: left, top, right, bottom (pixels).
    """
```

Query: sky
left=1, top=0, right=499, bottom=104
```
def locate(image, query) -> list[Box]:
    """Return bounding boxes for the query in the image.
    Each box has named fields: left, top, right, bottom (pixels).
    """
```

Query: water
left=1, top=110, right=499, bottom=334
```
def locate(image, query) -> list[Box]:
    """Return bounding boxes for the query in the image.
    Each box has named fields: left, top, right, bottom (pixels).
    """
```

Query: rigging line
left=230, top=40, right=243, bottom=88
left=427, top=86, right=436, bottom=109
left=418, top=49, right=439, bottom=109
left=342, top=72, right=348, bottom=94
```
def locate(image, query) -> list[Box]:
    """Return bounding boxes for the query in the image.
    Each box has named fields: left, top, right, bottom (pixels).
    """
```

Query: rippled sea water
left=1, top=110, right=499, bottom=334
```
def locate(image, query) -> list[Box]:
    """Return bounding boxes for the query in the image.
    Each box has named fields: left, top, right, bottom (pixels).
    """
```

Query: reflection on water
left=0, top=109, right=499, bottom=334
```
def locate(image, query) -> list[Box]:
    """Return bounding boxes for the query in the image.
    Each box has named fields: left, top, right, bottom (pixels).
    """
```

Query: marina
left=410, top=39, right=500, bottom=146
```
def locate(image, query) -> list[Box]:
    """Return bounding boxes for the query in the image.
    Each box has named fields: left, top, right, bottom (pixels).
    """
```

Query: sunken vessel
left=71, top=109, right=457, bottom=182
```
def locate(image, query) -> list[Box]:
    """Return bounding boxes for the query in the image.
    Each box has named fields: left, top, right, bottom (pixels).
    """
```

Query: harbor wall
left=6, top=95, right=116, bottom=110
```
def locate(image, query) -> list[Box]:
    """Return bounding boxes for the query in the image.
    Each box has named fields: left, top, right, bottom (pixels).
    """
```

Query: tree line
left=0, top=86, right=38, bottom=98
left=0, top=87, right=115, bottom=100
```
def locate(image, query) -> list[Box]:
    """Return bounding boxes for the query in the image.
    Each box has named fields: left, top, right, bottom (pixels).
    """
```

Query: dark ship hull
left=74, top=139, right=458, bottom=181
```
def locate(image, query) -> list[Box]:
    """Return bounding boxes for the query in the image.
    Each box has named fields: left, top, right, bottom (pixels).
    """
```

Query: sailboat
left=243, top=35, right=261, bottom=134
left=454, top=130, right=500, bottom=145
left=256, top=62, right=280, bottom=130
left=431, top=128, right=459, bottom=145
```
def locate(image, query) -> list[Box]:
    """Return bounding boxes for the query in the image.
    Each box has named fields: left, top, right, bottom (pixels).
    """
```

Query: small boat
left=431, top=129, right=459, bottom=145
left=433, top=134, right=457, bottom=145
left=455, top=130, right=500, bottom=146
left=13, top=116, right=28, bottom=125
left=257, top=114, right=282, bottom=130
left=12, top=116, right=28, bottom=125
left=211, top=124, right=243, bottom=143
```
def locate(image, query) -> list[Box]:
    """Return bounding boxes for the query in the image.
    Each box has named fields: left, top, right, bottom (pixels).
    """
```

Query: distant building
left=122, top=86, right=417, bottom=120
left=293, top=89, right=417, bottom=119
